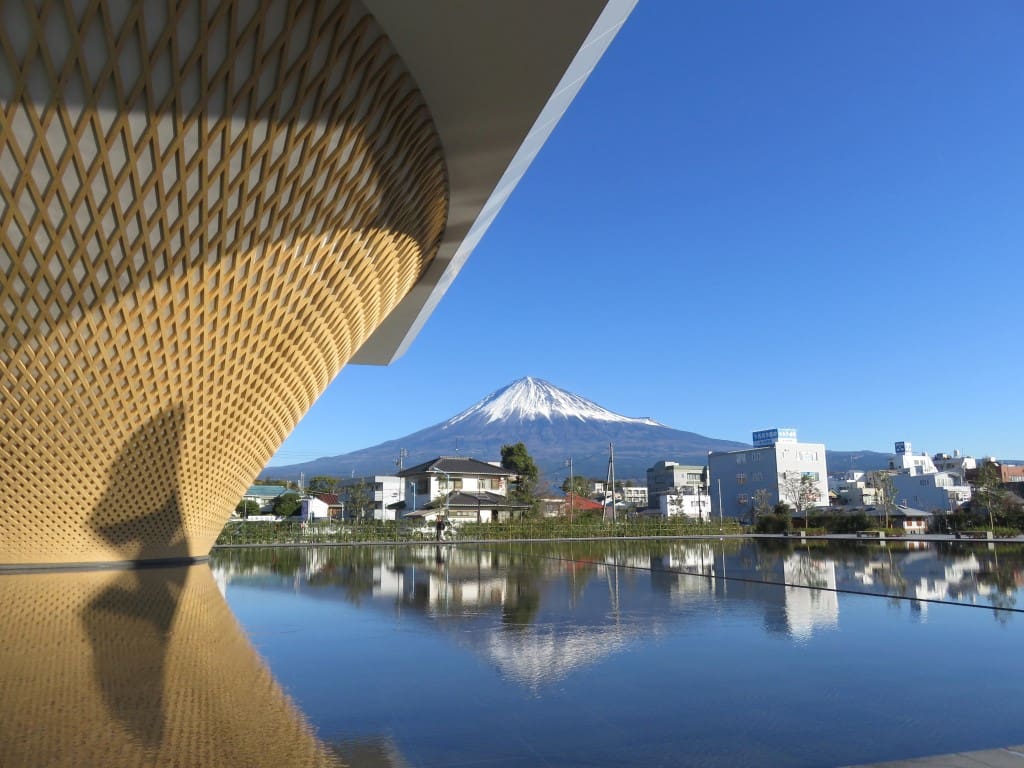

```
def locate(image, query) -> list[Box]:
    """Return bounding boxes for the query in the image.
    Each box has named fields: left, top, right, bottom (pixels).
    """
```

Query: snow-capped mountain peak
left=445, top=377, right=663, bottom=427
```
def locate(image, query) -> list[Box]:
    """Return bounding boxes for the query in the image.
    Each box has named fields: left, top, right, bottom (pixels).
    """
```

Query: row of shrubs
left=754, top=511, right=1024, bottom=537
left=216, top=516, right=744, bottom=546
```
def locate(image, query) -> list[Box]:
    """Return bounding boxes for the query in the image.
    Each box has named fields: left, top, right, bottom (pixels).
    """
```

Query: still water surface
left=215, top=539, right=1024, bottom=767
left=1, top=539, right=1021, bottom=767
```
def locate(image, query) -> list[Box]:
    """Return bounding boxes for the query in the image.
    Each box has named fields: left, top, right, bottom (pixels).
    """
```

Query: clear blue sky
left=271, top=1, right=1024, bottom=467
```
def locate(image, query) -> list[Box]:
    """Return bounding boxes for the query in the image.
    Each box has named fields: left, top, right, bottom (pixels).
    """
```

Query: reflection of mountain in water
left=483, top=623, right=638, bottom=689
left=0, top=564, right=345, bottom=767
left=211, top=540, right=1023, bottom=691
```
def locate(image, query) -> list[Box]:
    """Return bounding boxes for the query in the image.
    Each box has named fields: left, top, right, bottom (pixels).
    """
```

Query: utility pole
left=394, top=449, right=407, bottom=542
left=565, top=456, right=574, bottom=522
left=718, top=478, right=723, bottom=527
left=605, top=442, right=616, bottom=523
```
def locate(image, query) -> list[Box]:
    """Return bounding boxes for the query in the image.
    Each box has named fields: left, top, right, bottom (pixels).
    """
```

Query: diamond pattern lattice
left=0, top=0, right=448, bottom=564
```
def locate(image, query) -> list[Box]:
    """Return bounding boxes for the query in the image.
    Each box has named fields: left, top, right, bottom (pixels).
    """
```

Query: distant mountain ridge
left=265, top=377, right=890, bottom=481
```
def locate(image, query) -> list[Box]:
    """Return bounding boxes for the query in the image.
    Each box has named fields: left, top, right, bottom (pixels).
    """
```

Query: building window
left=453, top=478, right=463, bottom=490
left=737, top=494, right=749, bottom=505
left=736, top=454, right=747, bottom=465
left=736, top=474, right=746, bottom=486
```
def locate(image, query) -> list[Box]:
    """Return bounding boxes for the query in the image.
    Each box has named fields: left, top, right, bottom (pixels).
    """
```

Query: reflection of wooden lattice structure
left=0, top=565, right=342, bottom=766
left=0, top=2, right=447, bottom=564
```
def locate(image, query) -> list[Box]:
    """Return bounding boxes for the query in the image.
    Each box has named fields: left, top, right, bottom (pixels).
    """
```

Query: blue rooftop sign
left=752, top=428, right=797, bottom=448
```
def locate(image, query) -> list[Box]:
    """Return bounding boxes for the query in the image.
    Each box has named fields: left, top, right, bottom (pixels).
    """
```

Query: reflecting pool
left=1, top=539, right=1022, bottom=767
left=213, top=540, right=1024, bottom=767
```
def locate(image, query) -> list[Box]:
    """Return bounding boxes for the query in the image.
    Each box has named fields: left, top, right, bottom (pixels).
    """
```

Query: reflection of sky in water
left=213, top=541, right=1024, bottom=767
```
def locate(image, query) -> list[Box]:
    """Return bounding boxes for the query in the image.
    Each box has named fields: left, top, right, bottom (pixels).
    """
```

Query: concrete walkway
left=845, top=745, right=1024, bottom=767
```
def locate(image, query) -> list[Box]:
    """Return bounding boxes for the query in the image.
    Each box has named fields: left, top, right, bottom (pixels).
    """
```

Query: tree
left=972, top=462, right=1008, bottom=530
left=342, top=480, right=373, bottom=521
left=272, top=492, right=301, bottom=518
left=777, top=472, right=820, bottom=522
left=501, top=442, right=540, bottom=510
left=307, top=475, right=340, bottom=495
left=235, top=499, right=260, bottom=519
left=868, top=471, right=897, bottom=529
left=753, top=488, right=774, bottom=520
left=561, top=475, right=590, bottom=498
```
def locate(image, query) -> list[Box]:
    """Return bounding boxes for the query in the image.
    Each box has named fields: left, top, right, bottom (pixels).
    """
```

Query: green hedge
left=215, top=516, right=742, bottom=546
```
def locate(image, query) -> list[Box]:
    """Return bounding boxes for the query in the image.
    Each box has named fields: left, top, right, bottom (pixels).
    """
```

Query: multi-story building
left=709, top=429, right=828, bottom=520
left=886, top=442, right=937, bottom=474
left=932, top=451, right=977, bottom=482
left=891, top=472, right=971, bottom=512
left=646, top=460, right=706, bottom=511
left=621, top=486, right=649, bottom=508
left=888, top=442, right=971, bottom=511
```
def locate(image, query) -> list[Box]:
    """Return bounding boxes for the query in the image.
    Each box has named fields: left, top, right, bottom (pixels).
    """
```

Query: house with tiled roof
left=398, top=457, right=519, bottom=523
left=242, top=484, right=289, bottom=512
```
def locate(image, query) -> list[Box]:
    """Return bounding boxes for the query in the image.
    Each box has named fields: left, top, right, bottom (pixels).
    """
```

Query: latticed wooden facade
left=0, top=1, right=447, bottom=564
left=0, top=0, right=633, bottom=565
left=0, top=564, right=342, bottom=765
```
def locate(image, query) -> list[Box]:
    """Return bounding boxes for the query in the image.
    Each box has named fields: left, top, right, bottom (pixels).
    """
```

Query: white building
left=338, top=475, right=405, bottom=521
left=708, top=428, right=829, bottom=519
left=886, top=442, right=937, bottom=474
left=891, top=471, right=971, bottom=512
left=932, top=451, right=977, bottom=482
left=886, top=442, right=972, bottom=511
left=621, top=486, right=648, bottom=508
left=300, top=496, right=330, bottom=522
left=646, top=460, right=706, bottom=511
left=658, top=489, right=713, bottom=520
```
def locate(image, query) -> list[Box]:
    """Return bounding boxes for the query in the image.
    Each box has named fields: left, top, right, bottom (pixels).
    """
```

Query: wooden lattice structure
left=0, top=564, right=343, bottom=766
left=0, top=1, right=448, bottom=564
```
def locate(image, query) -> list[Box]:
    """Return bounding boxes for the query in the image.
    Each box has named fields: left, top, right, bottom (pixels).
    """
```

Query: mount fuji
left=264, top=376, right=750, bottom=481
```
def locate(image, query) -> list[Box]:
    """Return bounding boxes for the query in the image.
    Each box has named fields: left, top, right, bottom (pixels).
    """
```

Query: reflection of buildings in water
left=0, top=565, right=345, bottom=767
left=651, top=544, right=717, bottom=608
left=844, top=550, right=1004, bottom=607
left=782, top=554, right=839, bottom=640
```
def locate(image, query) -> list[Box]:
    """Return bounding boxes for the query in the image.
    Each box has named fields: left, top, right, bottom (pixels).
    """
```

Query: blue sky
left=271, top=1, right=1024, bottom=467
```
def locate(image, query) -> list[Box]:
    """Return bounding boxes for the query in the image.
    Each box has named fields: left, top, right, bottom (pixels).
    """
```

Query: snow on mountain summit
left=445, top=377, right=663, bottom=427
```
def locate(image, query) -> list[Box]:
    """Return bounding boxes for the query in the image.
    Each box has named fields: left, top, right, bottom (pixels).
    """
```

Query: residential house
left=300, top=496, right=330, bottom=522
left=312, top=493, right=344, bottom=519
left=552, top=495, right=606, bottom=520
left=398, top=456, right=516, bottom=524
left=241, top=484, right=289, bottom=513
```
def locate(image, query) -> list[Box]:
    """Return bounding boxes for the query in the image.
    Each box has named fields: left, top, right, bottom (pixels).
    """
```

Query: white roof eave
left=351, top=0, right=637, bottom=365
